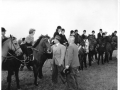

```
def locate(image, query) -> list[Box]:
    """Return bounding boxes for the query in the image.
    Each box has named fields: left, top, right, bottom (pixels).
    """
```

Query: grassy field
left=2, top=50, right=117, bottom=90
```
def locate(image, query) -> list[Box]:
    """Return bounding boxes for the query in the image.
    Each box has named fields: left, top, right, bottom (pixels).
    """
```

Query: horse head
left=40, top=36, right=52, bottom=54
left=2, top=35, right=23, bottom=59
left=9, top=35, right=23, bottom=55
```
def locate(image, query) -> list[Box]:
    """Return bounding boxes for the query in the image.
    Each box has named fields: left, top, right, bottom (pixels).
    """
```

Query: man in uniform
left=64, top=36, right=80, bottom=90
left=52, top=35, right=66, bottom=84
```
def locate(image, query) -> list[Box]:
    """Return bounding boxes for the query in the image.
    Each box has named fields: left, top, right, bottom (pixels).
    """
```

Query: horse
left=109, top=35, right=117, bottom=60
left=32, top=35, right=52, bottom=86
left=2, top=35, right=23, bottom=90
left=96, top=37, right=106, bottom=65
left=77, top=35, right=87, bottom=70
left=104, top=35, right=117, bottom=63
left=87, top=35, right=97, bottom=66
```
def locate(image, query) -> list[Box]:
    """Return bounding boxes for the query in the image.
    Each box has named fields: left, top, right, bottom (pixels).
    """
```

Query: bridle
left=2, top=37, right=24, bottom=63
left=10, top=37, right=21, bottom=55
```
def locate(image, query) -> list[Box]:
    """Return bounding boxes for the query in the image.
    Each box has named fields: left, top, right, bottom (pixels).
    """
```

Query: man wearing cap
left=82, top=30, right=87, bottom=40
left=59, top=29, right=68, bottom=46
left=1, top=27, right=8, bottom=43
left=64, top=36, right=80, bottom=90
left=97, top=29, right=103, bottom=39
left=52, top=35, right=66, bottom=84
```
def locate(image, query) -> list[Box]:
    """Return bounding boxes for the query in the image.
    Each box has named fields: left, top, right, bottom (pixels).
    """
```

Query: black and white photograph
left=1, top=0, right=119, bottom=90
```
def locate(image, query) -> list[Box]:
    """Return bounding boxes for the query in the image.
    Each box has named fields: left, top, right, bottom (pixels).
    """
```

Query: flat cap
left=29, top=29, right=35, bottom=34
left=55, top=35, right=61, bottom=41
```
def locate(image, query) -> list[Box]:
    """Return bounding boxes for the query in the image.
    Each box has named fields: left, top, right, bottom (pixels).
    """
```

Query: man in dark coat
left=91, top=30, right=96, bottom=39
left=97, top=29, right=103, bottom=39
left=112, top=31, right=117, bottom=37
left=82, top=30, right=87, bottom=40
left=59, top=29, right=68, bottom=45
left=74, top=29, right=81, bottom=45
left=53, top=26, right=62, bottom=38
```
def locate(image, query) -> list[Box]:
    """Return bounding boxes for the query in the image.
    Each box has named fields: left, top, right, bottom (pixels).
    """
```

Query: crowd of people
left=1, top=26, right=117, bottom=90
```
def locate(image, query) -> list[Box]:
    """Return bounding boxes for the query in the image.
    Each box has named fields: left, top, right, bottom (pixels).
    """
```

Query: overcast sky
left=1, top=0, right=118, bottom=40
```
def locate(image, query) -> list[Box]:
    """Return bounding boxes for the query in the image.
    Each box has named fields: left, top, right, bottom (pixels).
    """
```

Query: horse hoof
left=34, top=83, right=38, bottom=86
left=39, top=76, right=43, bottom=79
left=17, top=88, right=21, bottom=90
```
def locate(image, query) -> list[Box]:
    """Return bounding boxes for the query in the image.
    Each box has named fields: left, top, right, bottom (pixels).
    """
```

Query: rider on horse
left=97, top=29, right=103, bottom=39
left=59, top=28, right=68, bottom=46
left=1, top=27, right=8, bottom=43
left=70, top=30, right=75, bottom=37
left=91, top=30, right=96, bottom=39
left=20, top=29, right=35, bottom=71
left=112, top=30, right=117, bottom=37
left=74, top=29, right=81, bottom=46
left=82, top=30, right=87, bottom=40
left=24, top=29, right=35, bottom=56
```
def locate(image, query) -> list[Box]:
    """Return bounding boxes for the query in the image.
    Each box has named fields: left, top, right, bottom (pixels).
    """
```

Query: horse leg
left=95, top=52, right=98, bottom=60
left=101, top=54, right=104, bottom=65
left=15, top=70, right=20, bottom=89
left=84, top=54, right=87, bottom=69
left=107, top=52, right=110, bottom=63
left=19, top=64, right=24, bottom=71
left=88, top=53, right=92, bottom=66
left=7, top=70, right=12, bottom=90
left=78, top=55, right=82, bottom=70
left=81, top=56, right=83, bottom=70
left=33, top=64, right=39, bottom=86
left=97, top=54, right=100, bottom=65
left=38, top=57, right=47, bottom=79
left=109, top=51, right=113, bottom=60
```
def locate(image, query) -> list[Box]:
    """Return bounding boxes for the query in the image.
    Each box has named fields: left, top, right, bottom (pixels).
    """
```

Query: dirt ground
left=2, top=50, right=117, bottom=90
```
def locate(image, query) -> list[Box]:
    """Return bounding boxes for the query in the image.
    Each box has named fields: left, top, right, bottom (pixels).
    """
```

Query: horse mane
left=33, top=35, right=44, bottom=48
left=33, top=35, right=50, bottom=48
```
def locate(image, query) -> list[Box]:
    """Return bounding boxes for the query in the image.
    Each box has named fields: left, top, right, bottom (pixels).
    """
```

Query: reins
left=2, top=52, right=26, bottom=64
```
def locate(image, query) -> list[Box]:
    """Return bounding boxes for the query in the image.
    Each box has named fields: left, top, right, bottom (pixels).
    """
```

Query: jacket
left=52, top=43, right=66, bottom=66
left=65, top=43, right=80, bottom=68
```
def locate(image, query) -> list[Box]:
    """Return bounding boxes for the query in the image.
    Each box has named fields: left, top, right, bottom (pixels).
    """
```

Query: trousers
left=66, top=67, right=79, bottom=90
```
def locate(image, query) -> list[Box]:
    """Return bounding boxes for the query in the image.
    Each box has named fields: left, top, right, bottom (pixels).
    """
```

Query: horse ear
left=10, top=34, right=12, bottom=38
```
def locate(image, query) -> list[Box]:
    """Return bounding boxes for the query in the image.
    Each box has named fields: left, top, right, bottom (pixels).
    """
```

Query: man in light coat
left=64, top=36, right=80, bottom=90
left=52, top=35, right=66, bottom=84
